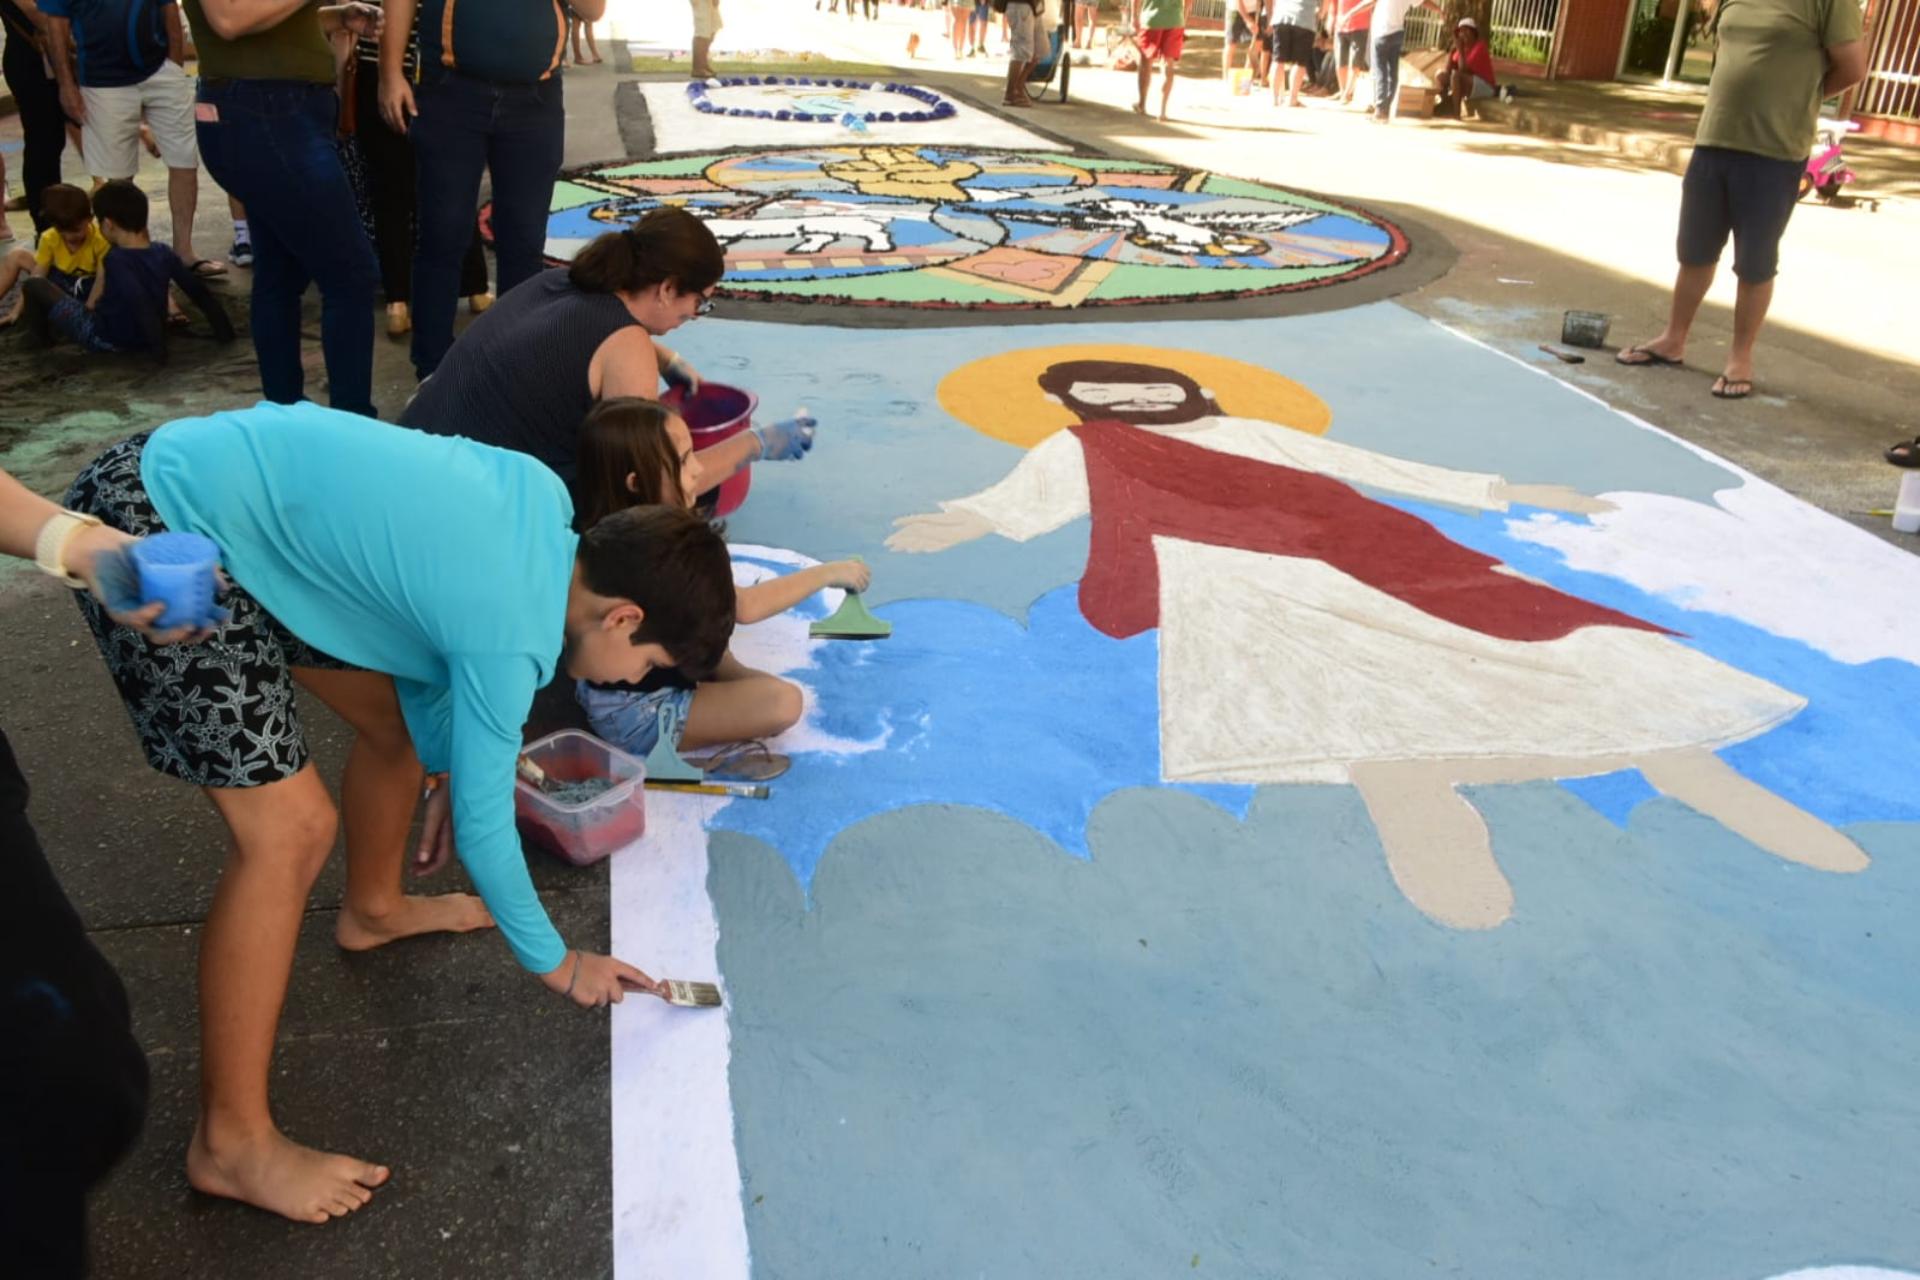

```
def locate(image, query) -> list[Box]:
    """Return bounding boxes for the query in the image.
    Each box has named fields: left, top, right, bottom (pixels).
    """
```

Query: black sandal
left=1887, top=437, right=1920, bottom=468
left=1616, top=345, right=1683, bottom=367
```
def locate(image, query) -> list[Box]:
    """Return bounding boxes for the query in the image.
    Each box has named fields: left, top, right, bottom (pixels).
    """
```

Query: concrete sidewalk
left=1469, top=76, right=1920, bottom=207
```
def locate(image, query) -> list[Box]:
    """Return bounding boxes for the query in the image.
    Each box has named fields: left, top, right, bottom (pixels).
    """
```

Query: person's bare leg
left=692, top=34, right=714, bottom=79
left=288, top=667, right=493, bottom=949
left=0, top=247, right=34, bottom=324
left=1637, top=748, right=1868, bottom=873
left=167, top=167, right=202, bottom=264
left=1135, top=55, right=1153, bottom=112
left=1350, top=759, right=1515, bottom=929
left=0, top=151, right=12, bottom=241
left=185, top=766, right=392, bottom=1222
left=1158, top=59, right=1176, bottom=121
left=1719, top=276, right=1773, bottom=389
left=678, top=672, right=805, bottom=750
left=584, top=22, right=600, bottom=61
left=1624, top=262, right=1714, bottom=363
left=1287, top=63, right=1303, bottom=106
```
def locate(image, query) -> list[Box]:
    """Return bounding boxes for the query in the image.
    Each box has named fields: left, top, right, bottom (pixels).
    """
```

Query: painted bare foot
left=335, top=893, right=495, bottom=951
left=187, top=1124, right=389, bottom=1224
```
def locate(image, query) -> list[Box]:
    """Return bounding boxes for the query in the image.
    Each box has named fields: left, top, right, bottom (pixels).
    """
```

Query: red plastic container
left=662, top=381, right=758, bottom=517
left=513, top=730, right=647, bottom=866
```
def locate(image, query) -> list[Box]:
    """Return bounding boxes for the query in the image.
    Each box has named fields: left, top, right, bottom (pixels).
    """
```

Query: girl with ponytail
left=571, top=397, right=872, bottom=773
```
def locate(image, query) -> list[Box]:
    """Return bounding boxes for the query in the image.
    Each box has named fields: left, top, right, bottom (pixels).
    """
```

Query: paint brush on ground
left=1538, top=343, right=1586, bottom=364
left=645, top=779, right=770, bottom=799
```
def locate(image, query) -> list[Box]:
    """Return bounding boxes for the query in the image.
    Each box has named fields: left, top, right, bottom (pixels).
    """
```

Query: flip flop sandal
left=686, top=740, right=791, bottom=783
left=1711, top=376, right=1753, bottom=400
left=1615, top=345, right=1682, bottom=367
left=1885, top=437, right=1920, bottom=468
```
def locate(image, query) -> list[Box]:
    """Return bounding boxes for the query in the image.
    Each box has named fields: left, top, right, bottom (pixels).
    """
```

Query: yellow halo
left=936, top=344, right=1332, bottom=450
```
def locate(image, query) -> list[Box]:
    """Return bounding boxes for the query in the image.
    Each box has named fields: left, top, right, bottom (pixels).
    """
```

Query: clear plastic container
left=513, top=730, right=647, bottom=867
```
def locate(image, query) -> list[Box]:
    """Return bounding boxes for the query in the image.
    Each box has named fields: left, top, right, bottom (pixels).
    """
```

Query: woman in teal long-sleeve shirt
left=55, top=400, right=736, bottom=1226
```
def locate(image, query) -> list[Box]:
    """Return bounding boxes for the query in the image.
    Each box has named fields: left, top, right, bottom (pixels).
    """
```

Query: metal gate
left=1861, top=0, right=1920, bottom=121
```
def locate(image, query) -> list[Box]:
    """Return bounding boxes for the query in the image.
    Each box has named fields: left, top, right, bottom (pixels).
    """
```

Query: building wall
left=1552, top=0, right=1638, bottom=79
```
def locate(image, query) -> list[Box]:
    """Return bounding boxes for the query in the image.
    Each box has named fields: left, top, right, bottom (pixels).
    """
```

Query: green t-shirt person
left=1140, top=0, right=1185, bottom=29
left=1695, top=0, right=1864, bottom=162
left=181, top=0, right=334, bottom=83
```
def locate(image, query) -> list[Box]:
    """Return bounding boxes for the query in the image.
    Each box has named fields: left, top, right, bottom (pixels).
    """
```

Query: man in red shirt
left=1332, top=0, right=1373, bottom=105
left=1436, top=16, right=1496, bottom=116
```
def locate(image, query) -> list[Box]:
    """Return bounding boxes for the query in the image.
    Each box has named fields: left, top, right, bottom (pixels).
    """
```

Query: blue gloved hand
left=749, top=413, right=817, bottom=463
left=662, top=353, right=701, bottom=394
left=94, top=541, right=232, bottom=631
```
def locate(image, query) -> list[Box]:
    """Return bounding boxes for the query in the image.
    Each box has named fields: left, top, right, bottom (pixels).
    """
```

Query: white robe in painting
left=942, top=417, right=1805, bottom=785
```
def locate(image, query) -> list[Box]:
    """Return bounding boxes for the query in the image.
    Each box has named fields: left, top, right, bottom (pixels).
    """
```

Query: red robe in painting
left=1068, top=420, right=1670, bottom=643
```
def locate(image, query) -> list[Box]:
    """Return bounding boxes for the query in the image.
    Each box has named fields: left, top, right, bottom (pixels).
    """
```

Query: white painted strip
left=609, top=792, right=751, bottom=1280
left=637, top=79, right=1067, bottom=154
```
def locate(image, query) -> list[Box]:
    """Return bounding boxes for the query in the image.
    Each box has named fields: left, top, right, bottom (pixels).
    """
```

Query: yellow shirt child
left=36, top=223, right=112, bottom=278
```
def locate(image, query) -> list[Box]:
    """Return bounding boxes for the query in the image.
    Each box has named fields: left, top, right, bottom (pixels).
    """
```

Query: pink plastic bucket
left=663, top=382, right=757, bottom=517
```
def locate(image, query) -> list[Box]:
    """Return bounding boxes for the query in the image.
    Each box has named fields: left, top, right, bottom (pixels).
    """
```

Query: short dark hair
left=573, top=397, right=687, bottom=530
left=91, top=180, right=149, bottom=234
left=568, top=206, right=725, bottom=298
left=1037, top=359, right=1205, bottom=401
left=42, top=183, right=92, bottom=232
left=577, top=504, right=735, bottom=680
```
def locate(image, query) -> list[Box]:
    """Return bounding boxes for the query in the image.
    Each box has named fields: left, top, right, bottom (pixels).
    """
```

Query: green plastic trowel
left=810, top=559, right=892, bottom=640
left=811, top=591, right=892, bottom=640
left=641, top=702, right=703, bottom=783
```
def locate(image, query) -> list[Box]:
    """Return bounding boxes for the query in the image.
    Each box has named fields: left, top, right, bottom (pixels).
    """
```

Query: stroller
left=1025, top=16, right=1073, bottom=102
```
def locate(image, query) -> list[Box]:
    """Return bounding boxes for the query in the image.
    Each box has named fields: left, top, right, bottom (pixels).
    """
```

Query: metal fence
left=1860, top=0, right=1920, bottom=121
left=1405, top=0, right=1558, bottom=65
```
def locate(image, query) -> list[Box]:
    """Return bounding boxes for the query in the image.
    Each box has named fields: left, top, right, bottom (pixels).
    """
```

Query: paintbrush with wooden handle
left=620, top=976, right=723, bottom=1007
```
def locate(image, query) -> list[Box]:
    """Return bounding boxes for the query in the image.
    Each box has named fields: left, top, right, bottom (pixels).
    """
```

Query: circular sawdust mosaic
left=687, top=77, right=957, bottom=123
left=541, top=147, right=1410, bottom=312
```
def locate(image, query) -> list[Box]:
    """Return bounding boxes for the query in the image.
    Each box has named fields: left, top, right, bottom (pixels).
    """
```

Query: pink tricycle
left=1801, top=117, right=1860, bottom=203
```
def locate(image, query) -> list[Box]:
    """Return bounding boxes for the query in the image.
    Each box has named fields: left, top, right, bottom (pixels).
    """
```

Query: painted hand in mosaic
left=1492, top=482, right=1616, bottom=516
left=750, top=415, right=817, bottom=462
left=886, top=508, right=994, bottom=553
left=75, top=525, right=231, bottom=643
left=662, top=353, right=701, bottom=394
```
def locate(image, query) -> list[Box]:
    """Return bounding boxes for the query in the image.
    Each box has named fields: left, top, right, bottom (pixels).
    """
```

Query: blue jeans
left=1371, top=29, right=1404, bottom=118
left=195, top=78, right=378, bottom=416
left=410, top=68, right=565, bottom=379
left=576, top=680, right=694, bottom=758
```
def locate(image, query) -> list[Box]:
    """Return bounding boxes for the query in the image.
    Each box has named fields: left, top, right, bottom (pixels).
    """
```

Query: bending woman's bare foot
left=187, top=1124, right=389, bottom=1223
left=335, top=893, right=494, bottom=951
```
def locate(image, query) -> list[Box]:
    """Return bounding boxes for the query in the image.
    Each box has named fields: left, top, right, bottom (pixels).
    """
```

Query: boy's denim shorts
left=576, top=679, right=694, bottom=757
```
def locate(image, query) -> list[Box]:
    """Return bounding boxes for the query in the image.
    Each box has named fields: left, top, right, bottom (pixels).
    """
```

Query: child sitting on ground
left=571, top=397, right=870, bottom=776
left=0, top=183, right=109, bottom=327
left=16, top=180, right=234, bottom=355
